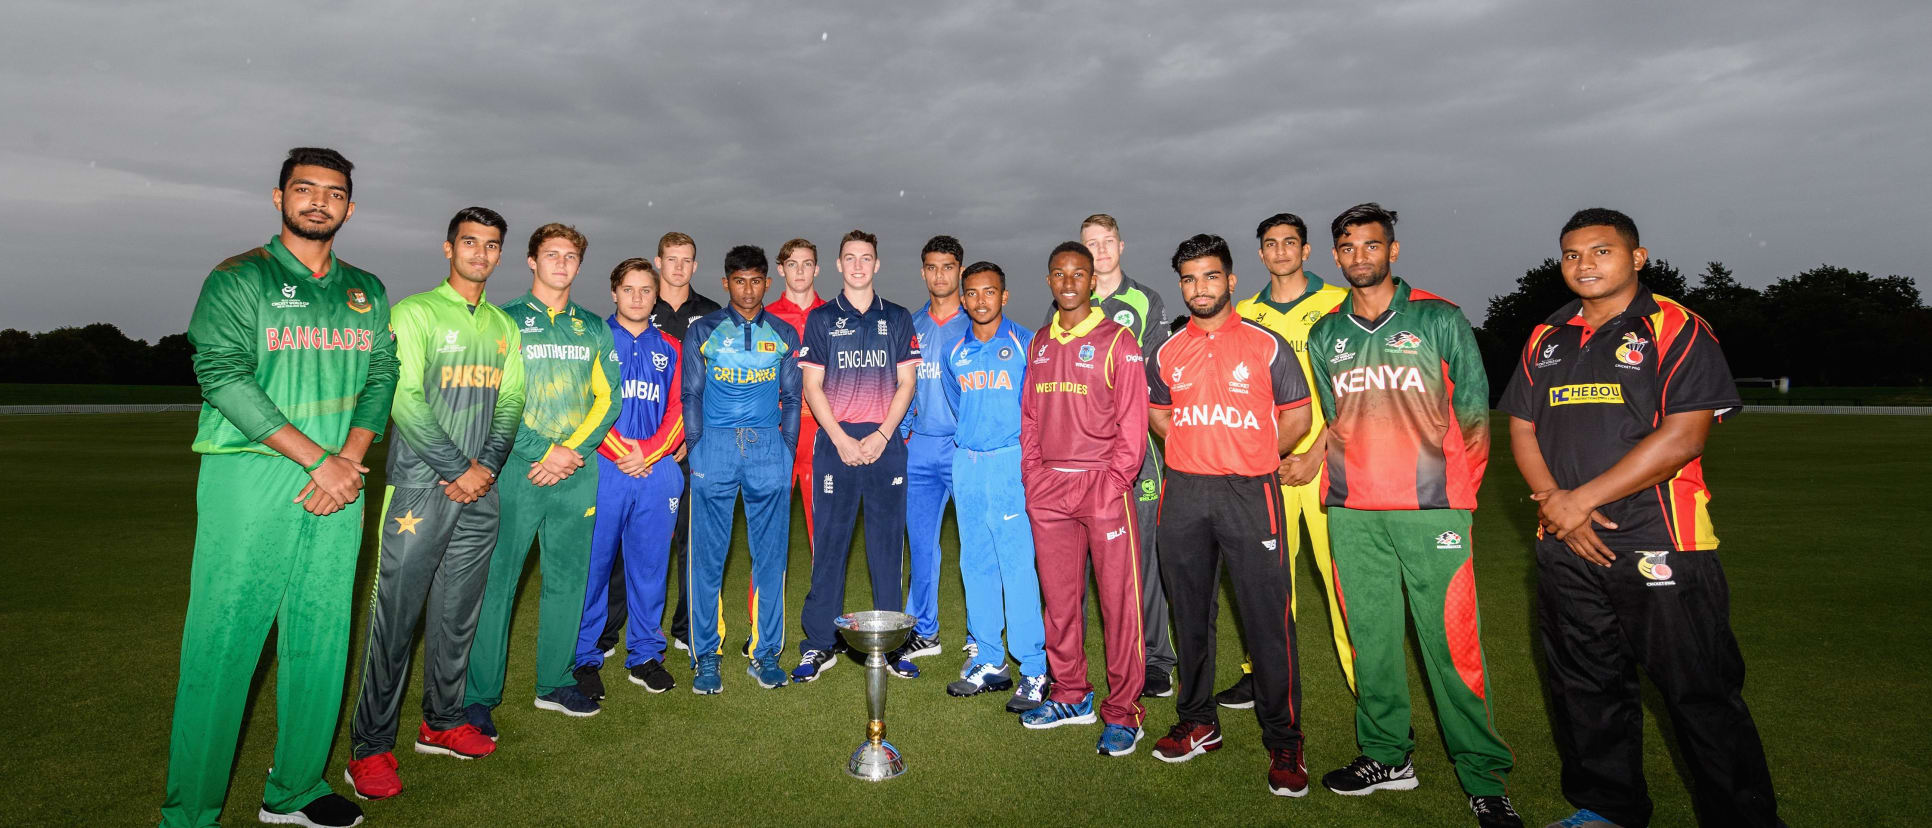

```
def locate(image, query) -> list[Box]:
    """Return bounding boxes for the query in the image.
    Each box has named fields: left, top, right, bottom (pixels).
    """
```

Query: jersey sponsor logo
left=440, top=364, right=505, bottom=389
left=264, top=325, right=375, bottom=352
left=713, top=365, right=779, bottom=384
left=439, top=329, right=466, bottom=353
left=346, top=287, right=372, bottom=314
left=1078, top=344, right=1095, bottom=362
left=1262, top=538, right=1277, bottom=551
left=1616, top=332, right=1649, bottom=368
left=837, top=349, right=889, bottom=370
left=1549, top=383, right=1625, bottom=406
left=1328, top=337, right=1357, bottom=364
left=607, top=351, right=619, bottom=361
left=652, top=351, right=669, bottom=371
left=1033, top=380, right=1088, bottom=395
left=797, top=346, right=811, bottom=359
left=1124, top=353, right=1143, bottom=363
left=1435, top=531, right=1463, bottom=550
left=622, top=378, right=664, bottom=401
left=1329, top=364, right=1426, bottom=397
left=1173, top=403, right=1263, bottom=431
left=891, top=476, right=903, bottom=486
left=1113, top=309, right=1135, bottom=327
left=956, top=369, right=1013, bottom=391
left=271, top=283, right=309, bottom=310
left=1105, top=526, right=1128, bottom=541
left=1385, top=330, right=1423, bottom=353
left=1638, top=552, right=1676, bottom=586
left=525, top=343, right=593, bottom=361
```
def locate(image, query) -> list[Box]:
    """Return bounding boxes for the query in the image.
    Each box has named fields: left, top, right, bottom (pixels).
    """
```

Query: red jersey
left=1019, top=309, right=1147, bottom=493
left=767, top=293, right=824, bottom=424
left=1149, top=316, right=1310, bottom=477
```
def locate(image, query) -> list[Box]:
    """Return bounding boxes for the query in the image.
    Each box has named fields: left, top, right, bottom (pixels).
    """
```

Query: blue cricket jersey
left=597, top=315, right=683, bottom=466
left=943, top=317, right=1033, bottom=452
left=682, top=306, right=801, bottom=449
left=905, top=301, right=971, bottom=438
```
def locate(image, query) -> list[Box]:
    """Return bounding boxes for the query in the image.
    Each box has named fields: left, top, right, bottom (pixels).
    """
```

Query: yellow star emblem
left=394, top=510, right=423, bottom=534
left=497, top=336, right=508, bottom=355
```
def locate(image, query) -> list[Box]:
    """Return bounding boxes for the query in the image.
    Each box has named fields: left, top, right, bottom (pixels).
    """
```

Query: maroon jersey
left=1020, top=309, right=1148, bottom=495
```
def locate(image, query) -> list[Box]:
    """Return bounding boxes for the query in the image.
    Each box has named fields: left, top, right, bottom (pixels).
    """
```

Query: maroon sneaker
left=344, top=752, right=401, bottom=800
left=1268, top=745, right=1310, bottom=797
left=1151, top=721, right=1223, bottom=763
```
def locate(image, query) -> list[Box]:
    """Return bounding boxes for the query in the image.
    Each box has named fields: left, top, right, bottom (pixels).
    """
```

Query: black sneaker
left=258, top=793, right=364, bottom=827
left=884, top=650, right=921, bottom=679
left=1141, top=666, right=1174, bottom=698
left=627, top=659, right=675, bottom=693
left=792, top=648, right=837, bottom=683
left=1322, top=753, right=1419, bottom=796
left=741, top=636, right=753, bottom=659
left=533, top=686, right=600, bottom=717
left=899, top=633, right=942, bottom=659
left=832, top=632, right=858, bottom=658
left=463, top=703, right=497, bottom=741
left=1469, top=795, right=1525, bottom=828
left=1216, top=673, right=1256, bottom=709
left=572, top=663, right=606, bottom=700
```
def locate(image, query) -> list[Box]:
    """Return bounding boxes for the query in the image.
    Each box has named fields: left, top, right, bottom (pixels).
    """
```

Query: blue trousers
left=904, top=431, right=954, bottom=639
left=953, top=445, right=1046, bottom=676
left=689, top=426, right=791, bottom=664
left=800, top=421, right=908, bottom=654
left=575, top=455, right=683, bottom=669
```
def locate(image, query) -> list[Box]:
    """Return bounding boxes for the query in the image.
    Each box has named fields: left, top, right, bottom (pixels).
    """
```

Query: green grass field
left=0, top=383, right=204, bottom=405
left=1, top=413, right=1927, bottom=826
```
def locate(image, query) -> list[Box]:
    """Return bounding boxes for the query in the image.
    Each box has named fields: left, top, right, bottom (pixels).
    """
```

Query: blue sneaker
left=464, top=703, right=497, bottom=740
left=1097, top=723, right=1144, bottom=756
left=1549, top=808, right=1619, bottom=828
left=747, top=656, right=787, bottom=689
left=693, top=653, right=723, bottom=695
left=533, top=686, right=600, bottom=717
left=1020, top=691, right=1097, bottom=729
left=1005, top=673, right=1049, bottom=713
left=792, top=649, right=837, bottom=683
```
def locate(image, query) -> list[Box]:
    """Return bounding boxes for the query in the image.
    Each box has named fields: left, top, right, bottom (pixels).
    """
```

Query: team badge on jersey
left=1302, top=309, right=1325, bottom=325
left=571, top=316, right=587, bottom=335
left=1138, top=479, right=1159, bottom=502
left=1616, top=332, right=1649, bottom=367
left=1386, top=331, right=1423, bottom=352
left=1638, top=551, right=1674, bottom=583
left=998, top=346, right=1012, bottom=360
left=1078, top=344, right=1095, bottom=362
left=346, top=287, right=372, bottom=313
left=759, top=340, right=777, bottom=353
left=652, top=351, right=669, bottom=371
left=1435, top=531, right=1463, bottom=550
left=877, top=319, right=889, bottom=335
left=1114, top=309, right=1135, bottom=328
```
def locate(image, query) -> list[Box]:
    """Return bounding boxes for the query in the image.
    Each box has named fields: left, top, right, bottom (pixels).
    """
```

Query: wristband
left=302, top=451, right=332, bottom=473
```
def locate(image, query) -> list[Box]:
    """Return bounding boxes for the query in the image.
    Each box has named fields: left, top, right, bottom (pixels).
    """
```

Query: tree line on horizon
left=2, top=261, right=1925, bottom=394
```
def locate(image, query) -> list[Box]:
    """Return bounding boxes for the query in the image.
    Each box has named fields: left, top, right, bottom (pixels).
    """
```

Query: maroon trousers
left=1025, top=467, right=1147, bottom=727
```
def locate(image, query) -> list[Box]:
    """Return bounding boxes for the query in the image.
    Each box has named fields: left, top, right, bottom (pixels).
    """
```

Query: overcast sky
left=3, top=0, right=1926, bottom=342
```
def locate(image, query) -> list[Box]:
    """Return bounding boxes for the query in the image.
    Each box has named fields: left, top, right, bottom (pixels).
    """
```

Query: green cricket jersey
left=1308, top=277, right=1490, bottom=511
left=187, top=235, right=399, bottom=455
left=501, top=291, right=619, bottom=463
left=385, top=280, right=526, bottom=488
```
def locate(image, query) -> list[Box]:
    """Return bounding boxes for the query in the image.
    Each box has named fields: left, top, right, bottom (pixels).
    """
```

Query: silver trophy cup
left=834, top=610, right=915, bottom=781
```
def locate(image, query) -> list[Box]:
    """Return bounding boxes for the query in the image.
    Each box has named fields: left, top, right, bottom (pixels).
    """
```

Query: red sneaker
left=1268, top=745, right=1310, bottom=797
left=414, top=721, right=497, bottom=759
left=1151, top=721, right=1223, bottom=763
left=344, top=752, right=401, bottom=800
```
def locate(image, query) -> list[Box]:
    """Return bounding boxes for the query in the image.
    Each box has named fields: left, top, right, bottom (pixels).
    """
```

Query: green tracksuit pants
left=1329, top=507, right=1512, bottom=796
left=349, top=485, right=499, bottom=758
left=161, top=452, right=365, bottom=828
left=464, top=462, right=596, bottom=706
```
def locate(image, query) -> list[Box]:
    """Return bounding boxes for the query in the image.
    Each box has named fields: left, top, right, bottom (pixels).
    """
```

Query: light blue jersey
left=943, top=318, right=1032, bottom=451
left=905, top=302, right=971, bottom=438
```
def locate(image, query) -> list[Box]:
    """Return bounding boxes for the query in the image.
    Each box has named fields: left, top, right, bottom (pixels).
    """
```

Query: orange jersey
left=1148, top=317, right=1310, bottom=477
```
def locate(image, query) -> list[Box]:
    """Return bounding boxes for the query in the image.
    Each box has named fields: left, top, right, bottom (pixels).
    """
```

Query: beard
left=283, top=208, right=343, bottom=242
left=1188, top=291, right=1232, bottom=319
left=1343, top=265, right=1389, bottom=289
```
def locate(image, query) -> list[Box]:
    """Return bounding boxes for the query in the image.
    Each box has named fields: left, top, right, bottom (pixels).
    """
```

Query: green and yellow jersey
left=1235, top=272, right=1348, bottom=456
left=501, top=291, right=619, bottom=464
left=386, top=281, right=526, bottom=488
left=187, top=235, right=398, bottom=455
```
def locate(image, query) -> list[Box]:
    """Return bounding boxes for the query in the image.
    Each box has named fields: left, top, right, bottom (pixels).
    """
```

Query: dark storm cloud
left=2, top=0, right=1927, bottom=341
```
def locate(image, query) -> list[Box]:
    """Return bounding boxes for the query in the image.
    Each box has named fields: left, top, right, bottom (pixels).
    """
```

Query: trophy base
left=847, top=740, right=905, bottom=781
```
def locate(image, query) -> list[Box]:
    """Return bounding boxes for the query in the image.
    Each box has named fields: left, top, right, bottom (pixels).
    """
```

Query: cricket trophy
left=835, top=610, right=916, bottom=781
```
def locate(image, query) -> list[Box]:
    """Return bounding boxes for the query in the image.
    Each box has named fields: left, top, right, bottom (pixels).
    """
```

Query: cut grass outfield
left=0, top=413, right=1927, bottom=826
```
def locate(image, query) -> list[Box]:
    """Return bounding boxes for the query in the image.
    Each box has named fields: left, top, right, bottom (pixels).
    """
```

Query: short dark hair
left=961, top=261, right=1006, bottom=289
left=445, top=206, right=507, bottom=246
left=1255, top=213, right=1308, bottom=244
left=1170, top=234, right=1233, bottom=274
left=278, top=147, right=354, bottom=200
left=1560, top=208, right=1640, bottom=248
left=1050, top=241, right=1094, bottom=269
left=922, top=235, right=965, bottom=264
left=609, top=258, right=657, bottom=292
left=840, top=229, right=879, bottom=255
left=723, top=244, right=769, bottom=276
left=1330, top=202, right=1398, bottom=244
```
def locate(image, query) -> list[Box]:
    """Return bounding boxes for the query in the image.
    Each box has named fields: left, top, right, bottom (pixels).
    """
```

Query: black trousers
left=664, top=458, right=695, bottom=643
left=1537, top=540, right=1783, bottom=828
left=1156, top=469, right=1301, bottom=749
